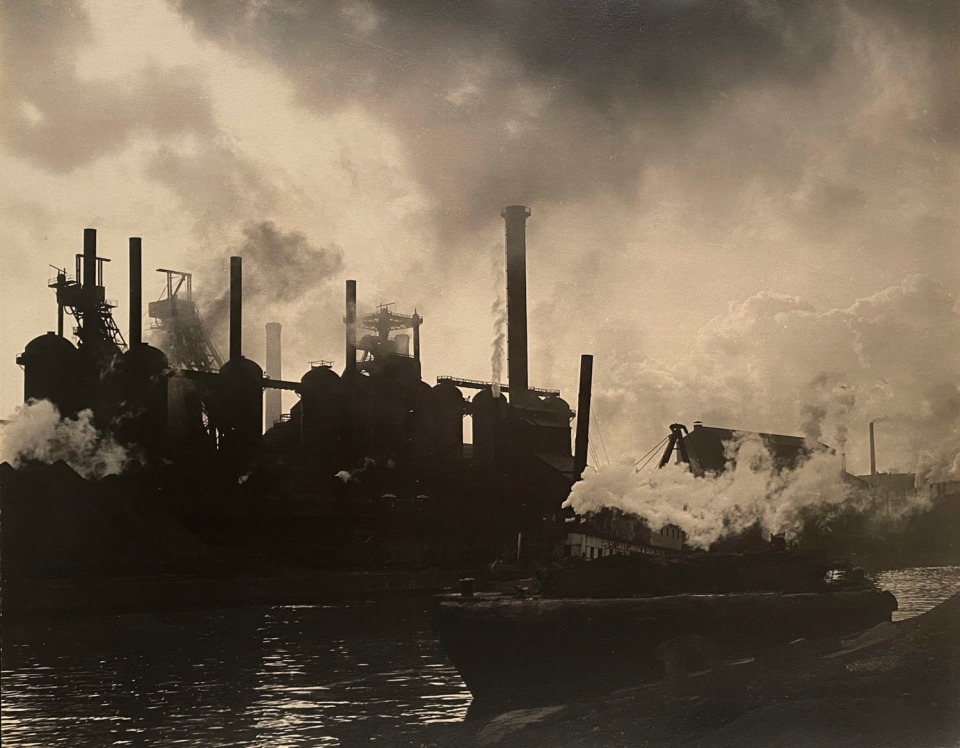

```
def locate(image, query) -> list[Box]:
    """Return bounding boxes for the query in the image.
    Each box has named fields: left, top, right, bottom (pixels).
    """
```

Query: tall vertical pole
left=574, top=354, right=594, bottom=478
left=502, top=205, right=531, bottom=402
left=230, top=256, right=242, bottom=361
left=129, top=237, right=142, bottom=347
left=869, top=421, right=877, bottom=475
left=265, top=323, right=282, bottom=429
left=345, top=280, right=357, bottom=377
left=83, top=228, right=97, bottom=290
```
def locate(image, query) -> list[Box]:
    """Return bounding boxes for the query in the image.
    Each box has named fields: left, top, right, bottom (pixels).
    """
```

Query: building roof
left=680, top=424, right=825, bottom=475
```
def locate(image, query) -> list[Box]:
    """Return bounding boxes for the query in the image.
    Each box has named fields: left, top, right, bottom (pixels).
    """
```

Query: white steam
left=491, top=291, right=506, bottom=398
left=563, top=432, right=932, bottom=550
left=0, top=399, right=136, bottom=479
left=490, top=247, right=506, bottom=398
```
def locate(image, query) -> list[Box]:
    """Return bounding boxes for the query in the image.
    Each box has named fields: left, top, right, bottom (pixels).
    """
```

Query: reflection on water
left=3, top=568, right=957, bottom=746
left=1, top=599, right=470, bottom=746
left=873, top=565, right=960, bottom=621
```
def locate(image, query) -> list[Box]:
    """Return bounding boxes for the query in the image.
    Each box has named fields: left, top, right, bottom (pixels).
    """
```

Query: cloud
left=585, top=274, right=960, bottom=477
left=1, top=1, right=214, bottom=172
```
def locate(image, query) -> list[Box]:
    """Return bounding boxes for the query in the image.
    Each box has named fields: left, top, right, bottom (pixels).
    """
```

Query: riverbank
left=426, top=592, right=959, bottom=747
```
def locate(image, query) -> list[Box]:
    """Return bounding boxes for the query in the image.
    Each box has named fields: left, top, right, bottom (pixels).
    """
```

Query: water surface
left=3, top=567, right=957, bottom=746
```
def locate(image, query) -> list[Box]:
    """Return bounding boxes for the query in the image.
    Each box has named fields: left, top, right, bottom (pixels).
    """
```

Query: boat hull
left=433, top=589, right=898, bottom=712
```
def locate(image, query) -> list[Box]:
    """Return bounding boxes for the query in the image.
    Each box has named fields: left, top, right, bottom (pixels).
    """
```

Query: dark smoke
left=203, top=221, right=344, bottom=334
left=169, top=0, right=959, bottom=239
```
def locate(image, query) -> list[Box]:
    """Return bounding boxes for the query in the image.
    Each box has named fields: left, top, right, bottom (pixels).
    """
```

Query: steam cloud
left=563, top=432, right=932, bottom=550
left=1, top=400, right=136, bottom=480
left=584, top=275, right=960, bottom=479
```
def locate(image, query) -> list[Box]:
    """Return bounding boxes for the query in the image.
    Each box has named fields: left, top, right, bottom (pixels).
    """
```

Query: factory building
left=13, top=207, right=592, bottom=568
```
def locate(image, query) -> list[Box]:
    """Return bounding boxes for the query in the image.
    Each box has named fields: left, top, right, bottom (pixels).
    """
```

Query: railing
left=436, top=376, right=560, bottom=397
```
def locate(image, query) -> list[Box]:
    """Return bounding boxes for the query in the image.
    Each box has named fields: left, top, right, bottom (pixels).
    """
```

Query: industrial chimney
left=573, top=354, right=594, bottom=478
left=502, top=205, right=531, bottom=402
left=345, top=280, right=357, bottom=377
left=83, top=228, right=97, bottom=290
left=230, top=256, right=242, bottom=361
left=869, top=421, right=877, bottom=475
left=265, top=323, right=282, bottom=429
left=129, top=237, right=142, bottom=347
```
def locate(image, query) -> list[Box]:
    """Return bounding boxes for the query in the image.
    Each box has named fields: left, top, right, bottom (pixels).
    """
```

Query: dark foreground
left=425, top=592, right=960, bottom=747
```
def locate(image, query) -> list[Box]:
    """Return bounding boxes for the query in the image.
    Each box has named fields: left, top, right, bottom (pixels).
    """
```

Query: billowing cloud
left=585, top=274, right=960, bottom=478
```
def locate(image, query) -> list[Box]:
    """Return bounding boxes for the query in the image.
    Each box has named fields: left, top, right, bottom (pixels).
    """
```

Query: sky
left=2, top=0, right=958, bottom=479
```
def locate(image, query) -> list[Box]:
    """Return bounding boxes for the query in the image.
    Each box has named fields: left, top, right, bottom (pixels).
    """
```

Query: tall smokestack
left=345, top=280, right=357, bottom=377
left=230, top=256, right=242, bottom=361
left=574, top=354, right=594, bottom=478
left=502, top=205, right=530, bottom=401
left=129, top=237, right=142, bottom=347
left=265, top=323, right=282, bottom=428
left=869, top=421, right=877, bottom=475
left=83, top=228, right=97, bottom=289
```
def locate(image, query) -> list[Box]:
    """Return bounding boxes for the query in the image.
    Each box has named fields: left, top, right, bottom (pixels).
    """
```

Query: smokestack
left=129, top=237, right=142, bottom=347
left=265, top=323, right=282, bottom=428
left=502, top=205, right=531, bottom=401
left=869, top=421, right=877, bottom=475
left=345, top=280, right=357, bottom=376
left=83, top=228, right=97, bottom=289
left=574, top=354, right=594, bottom=478
left=230, top=256, right=242, bottom=361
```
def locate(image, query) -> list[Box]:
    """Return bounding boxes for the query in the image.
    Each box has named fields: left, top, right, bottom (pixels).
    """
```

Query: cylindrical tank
left=472, top=388, right=509, bottom=466
left=167, top=374, right=208, bottom=455
left=432, top=381, right=465, bottom=462
left=17, top=333, right=83, bottom=416
left=540, top=395, right=574, bottom=456
left=407, top=380, right=434, bottom=465
left=120, top=343, right=169, bottom=458
left=211, top=356, right=263, bottom=466
left=299, top=365, right=345, bottom=461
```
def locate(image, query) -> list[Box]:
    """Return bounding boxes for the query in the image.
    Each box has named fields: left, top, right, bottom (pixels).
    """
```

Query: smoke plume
left=203, top=220, right=343, bottom=337
left=1, top=400, right=136, bottom=479
left=563, top=432, right=931, bottom=549
left=490, top=248, right=506, bottom=396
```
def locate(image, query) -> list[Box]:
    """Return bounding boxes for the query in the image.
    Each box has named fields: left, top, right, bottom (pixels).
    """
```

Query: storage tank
left=17, top=333, right=83, bottom=416
left=299, top=365, right=345, bottom=462
left=407, top=380, right=435, bottom=465
left=119, top=343, right=169, bottom=458
left=432, top=381, right=465, bottom=462
left=211, top=356, right=263, bottom=465
left=472, top=388, right=509, bottom=466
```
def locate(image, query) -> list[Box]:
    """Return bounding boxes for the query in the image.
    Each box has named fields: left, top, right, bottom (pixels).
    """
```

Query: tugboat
left=433, top=550, right=898, bottom=714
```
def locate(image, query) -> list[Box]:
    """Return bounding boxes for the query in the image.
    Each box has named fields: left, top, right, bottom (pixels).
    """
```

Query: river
left=2, top=566, right=957, bottom=746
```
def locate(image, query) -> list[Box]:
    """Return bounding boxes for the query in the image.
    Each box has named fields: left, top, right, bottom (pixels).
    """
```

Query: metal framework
left=148, top=269, right=223, bottom=372
left=49, top=257, right=126, bottom=355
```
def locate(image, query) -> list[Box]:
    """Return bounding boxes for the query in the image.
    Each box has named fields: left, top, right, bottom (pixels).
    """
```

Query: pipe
left=129, top=237, right=142, bottom=347
left=230, top=256, right=242, bottom=361
left=502, top=205, right=530, bottom=401
left=574, top=354, right=593, bottom=478
left=869, top=421, right=877, bottom=475
left=412, top=311, right=422, bottom=362
left=265, top=323, right=282, bottom=428
left=83, top=228, right=97, bottom=289
left=345, top=279, right=357, bottom=377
